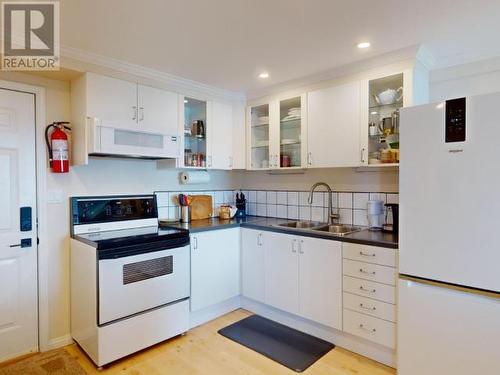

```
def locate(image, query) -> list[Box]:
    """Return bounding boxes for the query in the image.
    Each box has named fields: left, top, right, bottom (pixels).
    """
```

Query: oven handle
left=97, top=236, right=190, bottom=259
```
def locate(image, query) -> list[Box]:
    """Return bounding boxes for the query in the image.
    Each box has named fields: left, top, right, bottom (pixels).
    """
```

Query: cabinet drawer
left=343, top=276, right=396, bottom=304
left=343, top=309, right=396, bottom=349
left=343, top=292, right=396, bottom=322
left=343, top=243, right=397, bottom=267
left=343, top=259, right=396, bottom=285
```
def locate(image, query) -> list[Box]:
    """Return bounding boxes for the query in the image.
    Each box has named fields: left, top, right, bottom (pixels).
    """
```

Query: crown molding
left=60, top=45, right=246, bottom=102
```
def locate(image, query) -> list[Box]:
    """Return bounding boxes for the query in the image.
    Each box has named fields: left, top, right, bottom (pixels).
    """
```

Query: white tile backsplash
left=257, top=203, right=267, bottom=216
left=339, top=208, right=353, bottom=225
left=155, top=189, right=398, bottom=227
left=287, top=205, right=299, bottom=220
left=287, top=191, right=299, bottom=205
left=277, top=191, right=287, bottom=205
left=353, top=193, right=369, bottom=209
left=310, top=191, right=324, bottom=207
left=387, top=193, right=399, bottom=204
left=299, top=191, right=310, bottom=206
left=311, top=206, right=324, bottom=222
left=248, top=190, right=257, bottom=203
left=276, top=205, right=287, bottom=218
left=353, top=209, right=368, bottom=226
left=267, top=204, right=277, bottom=218
left=338, top=193, right=353, bottom=209
left=266, top=191, right=277, bottom=204
left=299, top=206, right=311, bottom=221
left=257, top=191, right=267, bottom=204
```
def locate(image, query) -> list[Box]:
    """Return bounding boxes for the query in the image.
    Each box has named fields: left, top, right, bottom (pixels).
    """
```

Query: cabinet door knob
left=360, top=148, right=366, bottom=163
left=139, top=107, right=144, bottom=121
left=132, top=106, right=137, bottom=121
left=307, top=152, right=312, bottom=166
left=192, top=236, right=198, bottom=250
left=291, top=239, right=297, bottom=253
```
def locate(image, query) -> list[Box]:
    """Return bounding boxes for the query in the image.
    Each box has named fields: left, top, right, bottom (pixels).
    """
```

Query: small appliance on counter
left=367, top=200, right=384, bottom=230
left=218, top=205, right=237, bottom=219
left=235, top=191, right=246, bottom=217
left=382, top=203, right=399, bottom=233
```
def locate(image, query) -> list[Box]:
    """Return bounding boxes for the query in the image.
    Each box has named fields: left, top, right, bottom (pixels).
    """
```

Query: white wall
left=430, top=57, right=500, bottom=102
left=0, top=71, right=239, bottom=344
left=238, top=168, right=398, bottom=193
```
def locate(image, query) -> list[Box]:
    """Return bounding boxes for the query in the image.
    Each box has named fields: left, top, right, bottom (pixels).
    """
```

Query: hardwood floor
left=65, top=309, right=396, bottom=375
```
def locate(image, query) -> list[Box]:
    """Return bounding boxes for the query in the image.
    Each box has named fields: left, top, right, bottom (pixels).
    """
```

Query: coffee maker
left=382, top=203, right=399, bottom=233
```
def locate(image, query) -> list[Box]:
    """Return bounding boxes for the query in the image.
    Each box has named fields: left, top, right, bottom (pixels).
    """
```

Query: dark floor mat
left=218, top=314, right=334, bottom=372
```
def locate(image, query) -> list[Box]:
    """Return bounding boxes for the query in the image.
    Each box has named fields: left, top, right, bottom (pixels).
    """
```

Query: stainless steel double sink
left=274, top=221, right=363, bottom=236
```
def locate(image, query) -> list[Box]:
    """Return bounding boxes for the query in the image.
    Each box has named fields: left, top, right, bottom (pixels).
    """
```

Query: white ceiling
left=60, top=0, right=500, bottom=94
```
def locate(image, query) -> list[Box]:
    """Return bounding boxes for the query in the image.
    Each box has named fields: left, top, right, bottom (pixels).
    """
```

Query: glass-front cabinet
left=249, top=104, right=271, bottom=169
left=361, top=73, right=404, bottom=166
left=247, top=94, right=306, bottom=170
left=183, top=97, right=208, bottom=168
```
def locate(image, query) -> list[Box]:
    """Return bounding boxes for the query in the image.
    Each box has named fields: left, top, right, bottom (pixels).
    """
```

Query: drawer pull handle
left=359, top=286, right=376, bottom=293
left=359, top=303, right=376, bottom=311
left=359, top=268, right=376, bottom=275
left=359, top=324, right=376, bottom=333
left=359, top=251, right=376, bottom=257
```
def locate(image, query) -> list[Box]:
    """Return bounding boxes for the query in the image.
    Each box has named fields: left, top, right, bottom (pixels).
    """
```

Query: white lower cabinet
left=342, top=243, right=398, bottom=349
left=190, top=228, right=240, bottom=312
left=264, top=232, right=300, bottom=314
left=241, top=229, right=266, bottom=303
left=241, top=229, right=343, bottom=329
left=298, top=237, right=342, bottom=329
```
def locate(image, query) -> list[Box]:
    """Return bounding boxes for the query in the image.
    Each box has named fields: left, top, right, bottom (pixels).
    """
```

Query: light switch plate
left=47, top=189, right=64, bottom=204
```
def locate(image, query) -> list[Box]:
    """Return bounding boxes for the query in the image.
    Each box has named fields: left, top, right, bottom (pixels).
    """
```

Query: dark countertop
left=165, top=216, right=398, bottom=249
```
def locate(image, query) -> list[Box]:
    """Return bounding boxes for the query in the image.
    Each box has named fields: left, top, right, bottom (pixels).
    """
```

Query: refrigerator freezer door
left=398, top=279, right=500, bottom=375
left=399, top=93, right=500, bottom=292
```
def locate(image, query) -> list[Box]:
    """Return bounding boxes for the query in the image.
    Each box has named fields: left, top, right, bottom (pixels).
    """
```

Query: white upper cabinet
left=210, top=101, right=233, bottom=170
left=247, top=94, right=307, bottom=170
left=75, top=72, right=179, bottom=136
left=85, top=72, right=138, bottom=130
left=180, top=98, right=236, bottom=170
left=307, top=81, right=361, bottom=168
left=137, top=84, right=179, bottom=135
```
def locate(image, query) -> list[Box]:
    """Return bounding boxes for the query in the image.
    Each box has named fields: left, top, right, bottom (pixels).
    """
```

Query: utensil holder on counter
left=180, top=206, right=191, bottom=223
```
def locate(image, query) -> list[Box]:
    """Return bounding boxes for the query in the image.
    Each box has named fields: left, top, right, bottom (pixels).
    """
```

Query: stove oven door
left=98, top=244, right=190, bottom=325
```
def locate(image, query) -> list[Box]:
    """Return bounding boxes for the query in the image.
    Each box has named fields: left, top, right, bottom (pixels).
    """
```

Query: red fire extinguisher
left=45, top=122, right=71, bottom=173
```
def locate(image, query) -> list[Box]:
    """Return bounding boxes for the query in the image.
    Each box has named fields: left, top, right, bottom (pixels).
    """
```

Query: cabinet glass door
left=250, top=104, right=270, bottom=169
left=279, top=96, right=302, bottom=168
left=184, top=98, right=207, bottom=167
left=367, top=73, right=402, bottom=165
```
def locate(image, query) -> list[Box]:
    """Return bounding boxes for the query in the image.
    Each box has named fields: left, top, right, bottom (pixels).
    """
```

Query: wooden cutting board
left=189, top=195, right=213, bottom=220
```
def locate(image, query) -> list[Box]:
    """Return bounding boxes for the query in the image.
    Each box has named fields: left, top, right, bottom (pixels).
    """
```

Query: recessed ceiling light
left=184, top=99, right=188, bottom=103
left=357, top=42, right=371, bottom=49
left=370, top=111, right=378, bottom=115
left=258, top=72, right=269, bottom=79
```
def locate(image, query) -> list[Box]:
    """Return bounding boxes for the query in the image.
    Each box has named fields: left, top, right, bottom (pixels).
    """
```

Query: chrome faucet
left=308, top=182, right=340, bottom=225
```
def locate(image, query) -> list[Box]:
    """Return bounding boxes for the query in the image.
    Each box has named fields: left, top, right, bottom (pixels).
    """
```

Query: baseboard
left=44, top=334, right=74, bottom=351
left=189, top=296, right=241, bottom=329
left=241, top=297, right=397, bottom=368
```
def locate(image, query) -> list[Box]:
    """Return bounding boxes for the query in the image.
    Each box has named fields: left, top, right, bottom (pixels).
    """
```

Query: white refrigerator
left=398, top=92, right=500, bottom=375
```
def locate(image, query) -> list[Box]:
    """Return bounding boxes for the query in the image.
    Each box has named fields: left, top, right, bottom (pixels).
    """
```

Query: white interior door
left=0, top=88, right=38, bottom=361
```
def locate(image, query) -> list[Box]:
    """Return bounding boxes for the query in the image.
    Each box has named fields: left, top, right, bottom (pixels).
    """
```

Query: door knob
left=10, top=238, right=32, bottom=248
